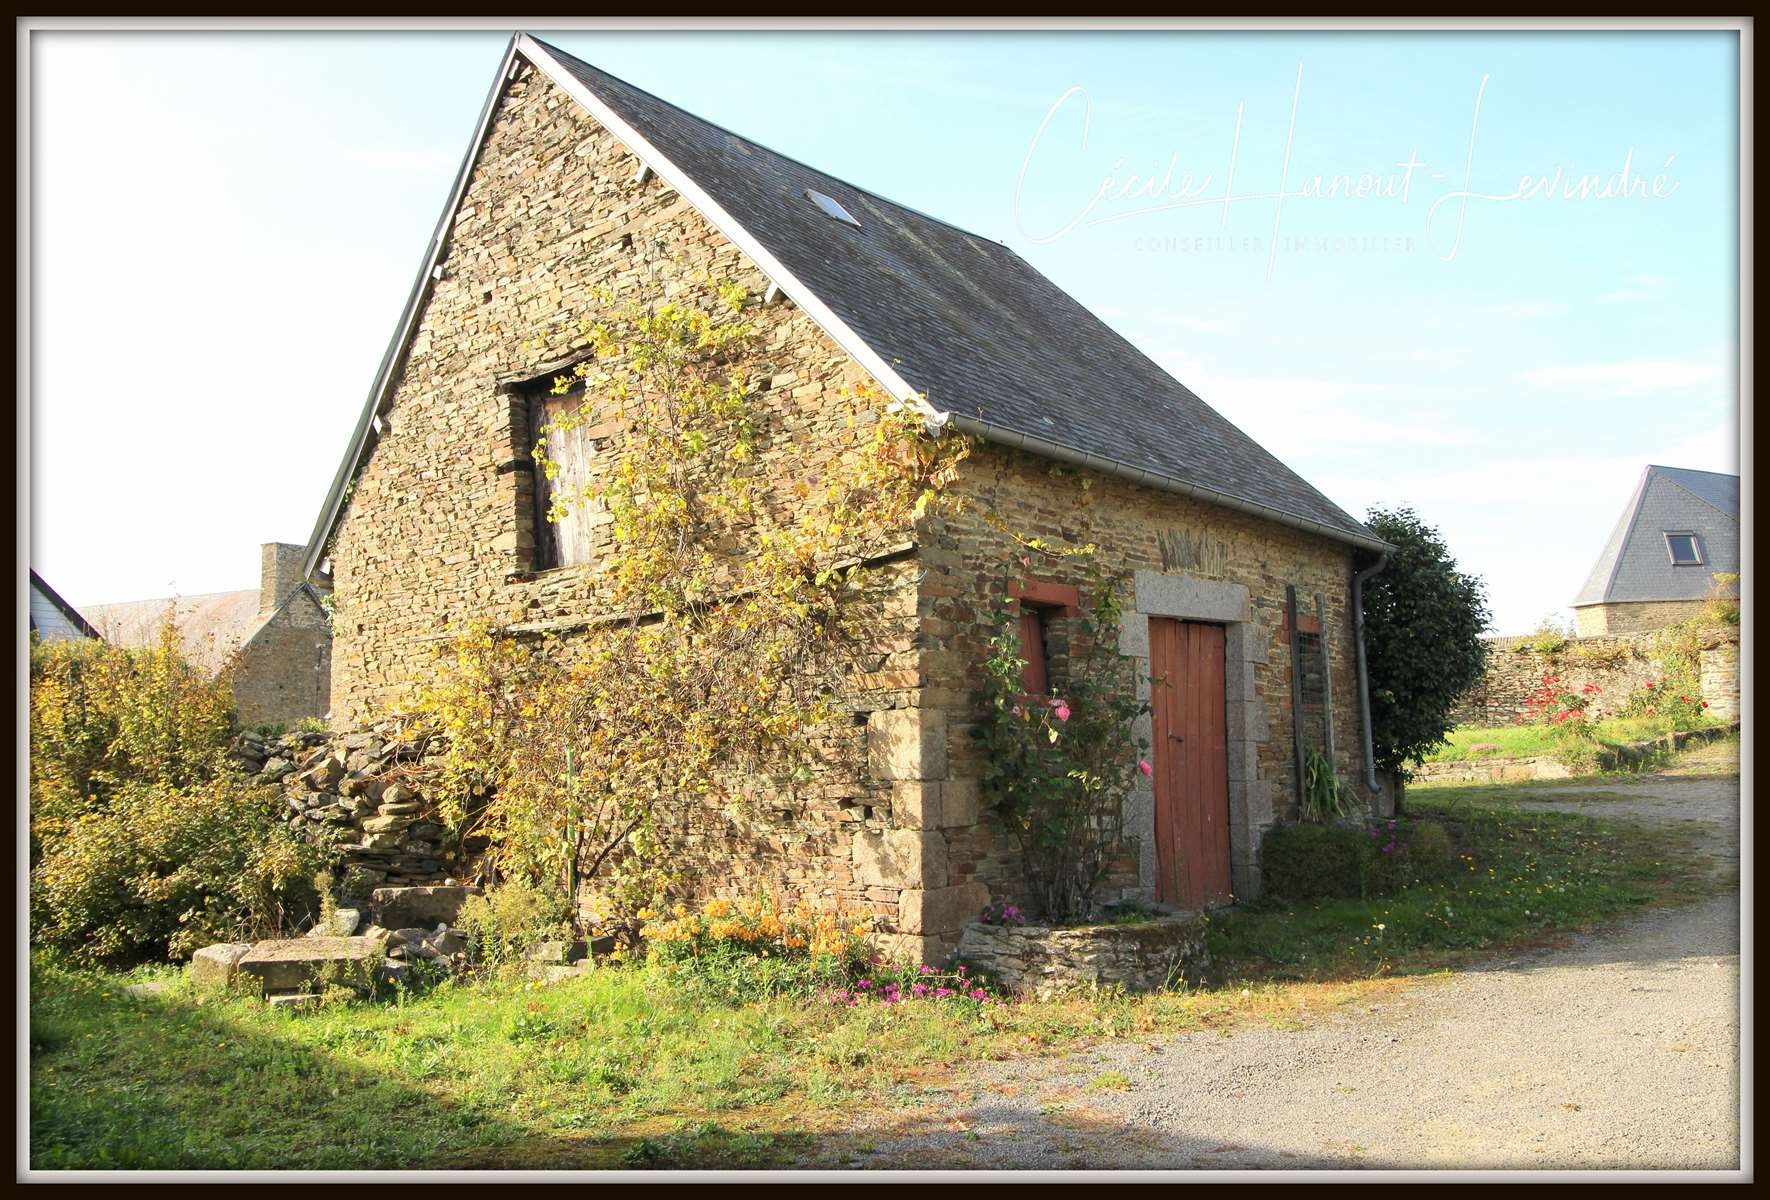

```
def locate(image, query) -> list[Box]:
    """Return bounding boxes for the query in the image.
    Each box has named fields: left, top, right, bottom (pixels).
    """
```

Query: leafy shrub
left=1261, top=823, right=1371, bottom=900
left=1361, top=507, right=1492, bottom=777
left=1701, top=572, right=1740, bottom=626
left=30, top=623, right=325, bottom=963
left=1527, top=616, right=1572, bottom=656
left=455, top=877, right=574, bottom=969
left=1364, top=820, right=1417, bottom=894
left=31, top=775, right=323, bottom=963
left=1619, top=673, right=1711, bottom=733
left=1519, top=674, right=1603, bottom=735
left=30, top=623, right=237, bottom=841
left=640, top=896, right=872, bottom=1003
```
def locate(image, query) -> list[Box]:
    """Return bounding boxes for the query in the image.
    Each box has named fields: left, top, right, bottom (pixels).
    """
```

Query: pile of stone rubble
left=189, top=884, right=598, bottom=1007
left=228, top=723, right=485, bottom=894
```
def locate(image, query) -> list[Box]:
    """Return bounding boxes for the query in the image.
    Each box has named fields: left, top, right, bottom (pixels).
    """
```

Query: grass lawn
left=29, top=792, right=1721, bottom=1171
left=1424, top=716, right=1721, bottom=764
left=1206, top=794, right=1715, bottom=981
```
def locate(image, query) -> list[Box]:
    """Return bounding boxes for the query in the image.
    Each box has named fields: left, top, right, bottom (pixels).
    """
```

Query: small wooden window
left=529, top=381, right=598, bottom=572
left=1010, top=577, right=1081, bottom=698
left=1018, top=606, right=1051, bottom=696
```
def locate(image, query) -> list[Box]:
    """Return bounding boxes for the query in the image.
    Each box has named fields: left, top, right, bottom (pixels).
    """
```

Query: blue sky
left=30, top=28, right=1740, bottom=632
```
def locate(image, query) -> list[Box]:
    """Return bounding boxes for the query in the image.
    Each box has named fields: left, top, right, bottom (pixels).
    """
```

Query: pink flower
left=912, top=982, right=929, bottom=997
left=1052, top=700, right=1072, bottom=722
left=1138, top=760, right=1153, bottom=776
left=969, top=988, right=988, bottom=1000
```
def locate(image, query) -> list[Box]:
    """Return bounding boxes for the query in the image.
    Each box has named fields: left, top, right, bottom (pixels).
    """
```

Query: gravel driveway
left=817, top=758, right=1742, bottom=1171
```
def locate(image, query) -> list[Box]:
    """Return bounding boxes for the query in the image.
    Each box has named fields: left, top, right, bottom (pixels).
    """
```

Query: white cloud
left=1518, top=358, right=1725, bottom=396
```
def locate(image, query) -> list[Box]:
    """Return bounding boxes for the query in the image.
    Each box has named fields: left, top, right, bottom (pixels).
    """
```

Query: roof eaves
left=305, top=33, right=1386, bottom=573
left=29, top=570, right=100, bottom=639
left=948, top=414, right=1393, bottom=554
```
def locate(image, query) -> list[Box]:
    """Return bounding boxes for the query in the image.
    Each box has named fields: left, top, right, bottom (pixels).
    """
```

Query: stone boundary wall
left=1411, top=755, right=1574, bottom=784
left=1412, top=721, right=1739, bottom=784
left=1451, top=627, right=1740, bottom=728
left=956, top=913, right=1210, bottom=1000
left=1701, top=641, right=1740, bottom=722
left=230, top=723, right=479, bottom=898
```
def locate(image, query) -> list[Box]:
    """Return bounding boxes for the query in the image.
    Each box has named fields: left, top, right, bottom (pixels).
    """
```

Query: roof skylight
left=805, top=188, right=860, bottom=227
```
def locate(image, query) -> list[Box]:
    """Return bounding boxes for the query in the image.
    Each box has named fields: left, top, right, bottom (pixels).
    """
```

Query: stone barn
left=1572, top=464, right=1740, bottom=636
left=83, top=543, right=333, bottom=729
left=303, top=34, right=1394, bottom=962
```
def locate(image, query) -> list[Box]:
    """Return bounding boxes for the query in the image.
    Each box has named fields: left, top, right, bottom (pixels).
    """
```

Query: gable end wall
left=327, top=63, right=920, bottom=928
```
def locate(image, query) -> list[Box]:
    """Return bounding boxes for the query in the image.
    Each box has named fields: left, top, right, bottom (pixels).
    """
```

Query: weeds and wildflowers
left=639, top=896, right=874, bottom=1002
left=828, top=961, right=997, bottom=1008
left=978, top=901, right=1026, bottom=927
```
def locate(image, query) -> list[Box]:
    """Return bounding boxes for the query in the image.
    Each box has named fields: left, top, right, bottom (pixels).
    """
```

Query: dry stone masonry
left=230, top=724, right=480, bottom=895
left=957, top=912, right=1211, bottom=1000
left=1451, top=627, right=1740, bottom=728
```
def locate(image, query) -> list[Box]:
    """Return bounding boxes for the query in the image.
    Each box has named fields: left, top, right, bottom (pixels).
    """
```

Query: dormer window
left=1665, top=532, right=1703, bottom=566
left=805, top=188, right=860, bottom=227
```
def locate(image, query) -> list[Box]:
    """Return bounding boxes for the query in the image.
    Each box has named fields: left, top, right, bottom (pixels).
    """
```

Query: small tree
left=1362, top=507, right=1491, bottom=781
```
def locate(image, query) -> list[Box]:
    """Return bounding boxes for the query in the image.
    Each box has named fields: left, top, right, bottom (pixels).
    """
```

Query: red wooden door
left=1149, top=618, right=1231, bottom=908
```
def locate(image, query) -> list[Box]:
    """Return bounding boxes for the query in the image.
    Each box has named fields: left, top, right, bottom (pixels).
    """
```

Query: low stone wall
left=1411, top=755, right=1574, bottom=785
left=1412, top=721, right=1739, bottom=785
left=1701, top=641, right=1740, bottom=722
left=956, top=913, right=1209, bottom=1000
left=230, top=723, right=483, bottom=898
left=1452, top=627, right=1740, bottom=728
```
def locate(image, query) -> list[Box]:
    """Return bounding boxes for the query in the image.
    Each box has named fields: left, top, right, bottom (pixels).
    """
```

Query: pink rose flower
left=1138, top=760, right=1153, bottom=776
left=1052, top=700, right=1071, bottom=722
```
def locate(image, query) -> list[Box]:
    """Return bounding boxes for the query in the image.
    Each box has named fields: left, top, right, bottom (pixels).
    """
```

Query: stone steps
left=235, top=936, right=385, bottom=995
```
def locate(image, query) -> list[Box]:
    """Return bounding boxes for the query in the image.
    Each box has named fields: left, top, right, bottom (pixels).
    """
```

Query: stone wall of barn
left=1573, top=599, right=1710, bottom=637
left=866, top=445, right=1378, bottom=965
left=322, top=60, right=1382, bottom=965
left=232, top=587, right=333, bottom=729
left=325, top=63, right=921, bottom=933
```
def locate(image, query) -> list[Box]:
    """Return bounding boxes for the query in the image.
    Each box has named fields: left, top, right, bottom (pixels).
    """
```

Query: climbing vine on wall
left=415, top=279, right=970, bottom=932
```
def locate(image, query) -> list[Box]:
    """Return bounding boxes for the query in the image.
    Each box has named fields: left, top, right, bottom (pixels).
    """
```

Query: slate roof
left=29, top=570, right=99, bottom=641
left=82, top=590, right=268, bottom=673
left=305, top=34, right=1386, bottom=569
left=1572, top=465, right=1740, bottom=607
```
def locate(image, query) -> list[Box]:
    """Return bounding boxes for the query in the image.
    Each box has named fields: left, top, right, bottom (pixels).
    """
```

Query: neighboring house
left=305, top=34, right=1392, bottom=960
left=29, top=570, right=99, bottom=642
left=83, top=543, right=332, bottom=728
left=1572, top=465, right=1740, bottom=637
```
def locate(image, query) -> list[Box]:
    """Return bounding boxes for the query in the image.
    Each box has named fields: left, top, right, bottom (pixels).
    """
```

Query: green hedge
left=1261, top=818, right=1457, bottom=901
left=1262, top=823, right=1372, bottom=900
